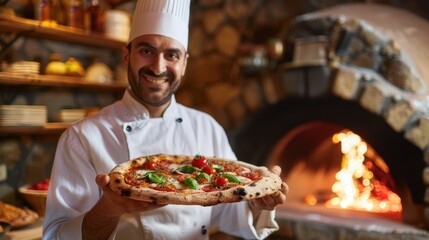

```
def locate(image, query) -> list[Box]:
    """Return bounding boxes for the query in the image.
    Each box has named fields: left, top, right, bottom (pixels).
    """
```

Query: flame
left=325, top=130, right=402, bottom=213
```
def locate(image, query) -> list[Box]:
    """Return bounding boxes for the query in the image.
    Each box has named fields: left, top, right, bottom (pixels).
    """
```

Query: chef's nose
left=150, top=54, right=167, bottom=75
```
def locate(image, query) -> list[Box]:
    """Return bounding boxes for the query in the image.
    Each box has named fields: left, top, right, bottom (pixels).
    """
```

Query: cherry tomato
left=242, top=172, right=261, bottom=180
left=142, top=161, right=156, bottom=170
left=176, top=175, right=186, bottom=183
left=201, top=186, right=217, bottom=192
left=214, top=177, right=229, bottom=187
left=198, top=177, right=209, bottom=184
left=192, top=155, right=207, bottom=168
left=201, top=166, right=216, bottom=175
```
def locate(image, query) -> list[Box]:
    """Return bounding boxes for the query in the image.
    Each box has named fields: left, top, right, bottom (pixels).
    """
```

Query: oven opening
left=232, top=97, right=427, bottom=228
left=273, top=122, right=402, bottom=222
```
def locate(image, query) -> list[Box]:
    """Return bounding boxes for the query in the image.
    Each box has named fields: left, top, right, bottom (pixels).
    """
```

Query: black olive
left=234, top=187, right=247, bottom=196
left=150, top=197, right=158, bottom=204
left=121, top=189, right=131, bottom=197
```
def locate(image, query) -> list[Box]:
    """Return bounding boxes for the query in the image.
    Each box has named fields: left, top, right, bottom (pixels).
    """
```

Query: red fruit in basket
left=29, top=178, right=50, bottom=190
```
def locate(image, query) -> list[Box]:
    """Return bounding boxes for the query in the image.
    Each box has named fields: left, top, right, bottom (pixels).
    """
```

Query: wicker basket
left=18, top=185, right=48, bottom=216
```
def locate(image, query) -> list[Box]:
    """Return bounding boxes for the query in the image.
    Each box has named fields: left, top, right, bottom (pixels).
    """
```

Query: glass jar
left=68, top=0, right=84, bottom=29
left=39, top=0, right=54, bottom=23
left=84, top=0, right=105, bottom=33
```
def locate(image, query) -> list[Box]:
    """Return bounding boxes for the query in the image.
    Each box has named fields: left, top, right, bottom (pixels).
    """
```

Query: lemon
left=65, top=57, right=85, bottom=77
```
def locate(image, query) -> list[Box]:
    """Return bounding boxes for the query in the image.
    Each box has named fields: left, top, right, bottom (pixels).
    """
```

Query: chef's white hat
left=128, top=0, right=191, bottom=50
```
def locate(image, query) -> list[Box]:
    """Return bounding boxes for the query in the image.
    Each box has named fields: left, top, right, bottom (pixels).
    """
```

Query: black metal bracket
left=1, top=0, right=10, bottom=6
left=0, top=33, right=21, bottom=59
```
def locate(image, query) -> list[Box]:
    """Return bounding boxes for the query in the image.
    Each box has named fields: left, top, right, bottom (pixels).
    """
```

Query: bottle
left=39, top=0, right=54, bottom=23
left=68, top=0, right=84, bottom=29
left=84, top=0, right=105, bottom=33
left=39, top=0, right=62, bottom=25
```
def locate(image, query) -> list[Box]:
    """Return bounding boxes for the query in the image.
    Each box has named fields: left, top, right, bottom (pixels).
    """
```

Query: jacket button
left=126, top=126, right=132, bottom=132
left=176, top=118, right=182, bottom=123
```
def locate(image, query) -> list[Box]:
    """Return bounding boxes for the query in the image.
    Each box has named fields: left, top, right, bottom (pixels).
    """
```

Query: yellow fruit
left=45, top=61, right=67, bottom=75
left=65, top=57, right=85, bottom=77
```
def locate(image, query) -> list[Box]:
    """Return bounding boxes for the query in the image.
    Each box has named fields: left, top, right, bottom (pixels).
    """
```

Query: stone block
left=332, top=67, right=361, bottom=100
left=423, top=166, right=429, bottom=186
left=242, top=80, right=263, bottom=113
left=202, top=9, right=224, bottom=34
left=278, top=68, right=306, bottom=97
left=359, top=83, right=389, bottom=114
left=294, top=221, right=336, bottom=240
left=225, top=96, right=247, bottom=127
left=424, top=149, right=429, bottom=165
left=307, top=66, right=332, bottom=97
left=205, top=83, right=240, bottom=109
left=382, top=59, right=422, bottom=93
left=405, top=116, right=429, bottom=150
left=261, top=75, right=279, bottom=104
left=385, top=101, right=419, bottom=132
left=426, top=188, right=429, bottom=204
left=215, top=25, right=240, bottom=57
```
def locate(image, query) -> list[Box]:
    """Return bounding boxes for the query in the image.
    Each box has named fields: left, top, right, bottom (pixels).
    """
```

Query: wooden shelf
left=0, top=123, right=68, bottom=135
left=0, top=72, right=127, bottom=91
left=0, top=14, right=126, bottom=49
left=0, top=14, right=127, bottom=135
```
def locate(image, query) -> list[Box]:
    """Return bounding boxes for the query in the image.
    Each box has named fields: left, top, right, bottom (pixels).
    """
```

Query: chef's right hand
left=82, top=174, right=165, bottom=239
left=95, top=174, right=165, bottom=217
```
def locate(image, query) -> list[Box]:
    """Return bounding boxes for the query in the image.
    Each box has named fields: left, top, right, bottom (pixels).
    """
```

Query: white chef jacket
left=42, top=90, right=279, bottom=240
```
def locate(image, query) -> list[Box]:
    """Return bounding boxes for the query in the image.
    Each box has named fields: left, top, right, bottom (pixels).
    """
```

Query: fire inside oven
left=290, top=127, right=401, bottom=215
left=231, top=97, right=425, bottom=226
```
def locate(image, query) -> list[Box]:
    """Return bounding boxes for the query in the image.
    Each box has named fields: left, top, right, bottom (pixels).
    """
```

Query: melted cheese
left=134, top=169, right=151, bottom=177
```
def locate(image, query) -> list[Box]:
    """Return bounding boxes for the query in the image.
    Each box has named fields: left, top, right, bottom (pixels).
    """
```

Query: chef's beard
left=127, top=66, right=180, bottom=107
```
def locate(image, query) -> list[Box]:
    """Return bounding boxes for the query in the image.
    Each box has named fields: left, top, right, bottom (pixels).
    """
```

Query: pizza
left=108, top=154, right=283, bottom=206
left=0, top=201, right=39, bottom=229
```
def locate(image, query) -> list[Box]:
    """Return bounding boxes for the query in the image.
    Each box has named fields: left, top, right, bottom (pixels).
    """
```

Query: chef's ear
left=122, top=44, right=130, bottom=68
left=181, top=52, right=189, bottom=77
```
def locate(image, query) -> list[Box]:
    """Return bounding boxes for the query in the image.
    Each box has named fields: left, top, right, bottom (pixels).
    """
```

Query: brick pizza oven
left=223, top=4, right=429, bottom=239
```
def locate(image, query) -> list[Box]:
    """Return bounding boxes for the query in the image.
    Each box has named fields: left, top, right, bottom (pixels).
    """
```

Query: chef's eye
left=138, top=47, right=154, bottom=56
left=165, top=50, right=181, bottom=61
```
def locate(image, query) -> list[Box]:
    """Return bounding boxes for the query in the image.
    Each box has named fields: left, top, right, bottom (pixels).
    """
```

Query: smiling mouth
left=145, top=75, right=168, bottom=84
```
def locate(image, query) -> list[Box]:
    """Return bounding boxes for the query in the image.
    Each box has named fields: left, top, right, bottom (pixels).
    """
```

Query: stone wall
left=179, top=0, right=429, bottom=131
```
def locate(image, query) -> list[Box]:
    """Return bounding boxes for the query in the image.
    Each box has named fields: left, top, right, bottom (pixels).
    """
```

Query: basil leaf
left=196, top=172, right=210, bottom=181
left=143, top=170, right=154, bottom=174
left=222, top=173, right=242, bottom=183
left=136, top=170, right=153, bottom=180
left=184, top=177, right=198, bottom=189
left=173, top=165, right=200, bottom=174
left=146, top=173, right=166, bottom=184
left=211, top=164, right=223, bottom=172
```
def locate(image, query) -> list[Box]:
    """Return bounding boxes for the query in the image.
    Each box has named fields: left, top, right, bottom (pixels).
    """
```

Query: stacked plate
left=59, top=109, right=86, bottom=123
left=0, top=105, right=47, bottom=127
left=3, top=61, right=40, bottom=74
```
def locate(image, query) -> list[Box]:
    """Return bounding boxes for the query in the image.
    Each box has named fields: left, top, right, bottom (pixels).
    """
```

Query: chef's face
left=123, top=35, right=188, bottom=108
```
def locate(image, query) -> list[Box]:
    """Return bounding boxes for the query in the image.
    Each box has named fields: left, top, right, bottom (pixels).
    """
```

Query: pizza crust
left=108, top=154, right=283, bottom=206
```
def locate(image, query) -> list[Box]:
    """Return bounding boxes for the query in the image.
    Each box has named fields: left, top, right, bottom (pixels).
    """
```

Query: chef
left=42, top=0, right=288, bottom=239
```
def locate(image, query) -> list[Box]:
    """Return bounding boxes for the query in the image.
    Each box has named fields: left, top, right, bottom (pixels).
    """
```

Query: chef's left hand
left=248, top=165, right=288, bottom=211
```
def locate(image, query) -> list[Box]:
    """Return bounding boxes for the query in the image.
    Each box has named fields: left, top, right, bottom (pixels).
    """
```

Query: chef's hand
left=248, top=165, right=288, bottom=211
left=95, top=174, right=165, bottom=216
left=82, top=174, right=165, bottom=240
